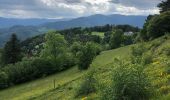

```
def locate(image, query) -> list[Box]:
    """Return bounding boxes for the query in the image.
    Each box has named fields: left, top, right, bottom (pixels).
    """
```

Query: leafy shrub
left=97, top=79, right=113, bottom=100
left=1, top=57, right=75, bottom=88
left=147, top=11, right=170, bottom=39
left=100, top=59, right=153, bottom=100
left=0, top=71, right=8, bottom=89
left=109, top=29, right=123, bottom=49
left=131, top=44, right=146, bottom=57
left=131, top=43, right=147, bottom=63
left=159, top=86, right=170, bottom=95
left=142, top=52, right=153, bottom=65
left=75, top=71, right=96, bottom=97
left=162, top=46, right=170, bottom=56
left=78, top=42, right=101, bottom=70
left=70, top=42, right=83, bottom=57
left=150, top=40, right=163, bottom=50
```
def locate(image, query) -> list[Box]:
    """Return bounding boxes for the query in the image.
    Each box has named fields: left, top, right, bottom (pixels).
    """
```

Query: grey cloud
left=64, top=0, right=82, bottom=3
left=0, top=0, right=162, bottom=18
left=110, top=0, right=162, bottom=9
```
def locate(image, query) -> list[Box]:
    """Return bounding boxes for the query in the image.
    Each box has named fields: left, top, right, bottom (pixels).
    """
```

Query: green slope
left=31, top=36, right=170, bottom=100
left=0, top=36, right=169, bottom=100
left=0, top=67, right=86, bottom=100
left=0, top=44, right=132, bottom=100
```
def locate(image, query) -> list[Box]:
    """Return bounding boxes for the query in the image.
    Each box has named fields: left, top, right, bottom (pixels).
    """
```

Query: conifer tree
left=1, top=34, right=22, bottom=65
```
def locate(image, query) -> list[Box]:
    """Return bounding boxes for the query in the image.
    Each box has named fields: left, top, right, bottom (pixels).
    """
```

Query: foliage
left=41, top=31, right=67, bottom=60
left=161, top=46, right=170, bottom=56
left=122, top=35, right=134, bottom=45
left=158, top=0, right=170, bottom=13
left=139, top=15, right=155, bottom=41
left=1, top=34, right=22, bottom=65
left=70, top=42, right=83, bottom=56
left=131, top=43, right=147, bottom=64
left=0, top=54, right=75, bottom=89
left=40, top=31, right=75, bottom=70
left=109, top=29, right=123, bottom=49
left=78, top=42, right=101, bottom=70
left=75, top=70, right=96, bottom=97
left=147, top=11, right=170, bottom=39
left=0, top=71, right=8, bottom=89
left=142, top=52, right=153, bottom=65
left=99, top=59, right=153, bottom=100
left=21, top=34, right=45, bottom=56
left=102, top=31, right=112, bottom=44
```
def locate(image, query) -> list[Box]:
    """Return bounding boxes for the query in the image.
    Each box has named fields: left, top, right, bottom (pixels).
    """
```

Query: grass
left=0, top=36, right=170, bottom=100
left=91, top=45, right=132, bottom=68
left=91, top=32, right=104, bottom=38
left=0, top=67, right=87, bottom=100
left=0, top=44, right=132, bottom=100
left=30, top=45, right=133, bottom=100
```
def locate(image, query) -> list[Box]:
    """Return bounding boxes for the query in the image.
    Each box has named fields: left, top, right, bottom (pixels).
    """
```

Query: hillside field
left=0, top=36, right=170, bottom=100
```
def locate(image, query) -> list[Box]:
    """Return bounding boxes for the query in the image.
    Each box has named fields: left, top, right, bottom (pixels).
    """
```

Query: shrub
left=147, top=11, right=170, bottom=39
left=142, top=52, right=153, bottom=65
left=78, top=42, right=101, bottom=70
left=131, top=43, right=147, bottom=63
left=1, top=57, right=75, bottom=87
left=0, top=71, right=8, bottom=89
left=100, top=59, right=153, bottom=100
left=75, top=71, right=96, bottom=97
left=109, top=29, right=123, bottom=49
left=162, top=46, right=170, bottom=56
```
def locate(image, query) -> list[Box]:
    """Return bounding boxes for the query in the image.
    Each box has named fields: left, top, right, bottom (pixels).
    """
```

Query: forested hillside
left=0, top=14, right=145, bottom=47
left=0, top=0, right=170, bottom=100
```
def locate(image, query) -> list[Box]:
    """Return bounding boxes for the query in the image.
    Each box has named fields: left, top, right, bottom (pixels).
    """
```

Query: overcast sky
left=0, top=0, right=162, bottom=19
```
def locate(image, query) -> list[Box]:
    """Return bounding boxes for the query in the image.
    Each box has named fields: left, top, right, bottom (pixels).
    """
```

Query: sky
left=0, top=0, right=162, bottom=19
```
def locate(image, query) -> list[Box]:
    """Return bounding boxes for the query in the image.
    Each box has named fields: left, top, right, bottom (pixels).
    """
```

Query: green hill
left=0, top=35, right=170, bottom=100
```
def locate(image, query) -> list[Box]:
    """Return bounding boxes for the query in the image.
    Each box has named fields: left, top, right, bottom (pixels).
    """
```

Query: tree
left=41, top=31, right=67, bottom=60
left=41, top=31, right=69, bottom=70
left=109, top=29, right=123, bottom=49
left=1, top=34, right=22, bottom=65
left=70, top=42, right=83, bottom=57
left=147, top=11, right=170, bottom=39
left=139, top=15, right=156, bottom=41
left=158, top=0, right=170, bottom=13
left=78, top=42, right=101, bottom=70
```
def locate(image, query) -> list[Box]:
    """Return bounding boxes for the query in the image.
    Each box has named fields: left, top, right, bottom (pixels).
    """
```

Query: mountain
left=41, top=14, right=147, bottom=29
left=0, top=25, right=47, bottom=47
left=0, top=17, right=70, bottom=28
left=0, top=14, right=147, bottom=47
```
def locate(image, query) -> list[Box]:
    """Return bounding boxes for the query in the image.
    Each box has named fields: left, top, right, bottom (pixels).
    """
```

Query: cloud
left=0, top=0, right=162, bottom=19
left=110, top=0, right=161, bottom=9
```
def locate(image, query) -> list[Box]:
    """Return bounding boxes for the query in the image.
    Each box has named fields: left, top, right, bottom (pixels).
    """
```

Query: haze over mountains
left=0, top=14, right=147, bottom=47
left=0, top=17, right=70, bottom=28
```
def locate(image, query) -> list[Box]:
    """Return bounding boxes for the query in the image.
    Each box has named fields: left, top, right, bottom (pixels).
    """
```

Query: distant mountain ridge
left=0, top=17, right=70, bottom=28
left=41, top=14, right=147, bottom=29
left=0, top=14, right=147, bottom=47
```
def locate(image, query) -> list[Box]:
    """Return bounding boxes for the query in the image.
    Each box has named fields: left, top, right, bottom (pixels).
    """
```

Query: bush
left=75, top=71, right=96, bottom=97
left=162, top=46, right=170, bottom=56
left=100, top=59, right=153, bottom=100
left=0, top=71, right=8, bottom=89
left=131, top=43, right=147, bottom=63
left=147, top=11, right=170, bottom=39
left=109, top=29, right=123, bottom=49
left=1, top=57, right=75, bottom=88
left=142, top=52, right=153, bottom=65
left=78, top=42, right=101, bottom=70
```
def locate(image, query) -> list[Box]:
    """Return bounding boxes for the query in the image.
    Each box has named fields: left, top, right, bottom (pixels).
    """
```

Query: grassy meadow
left=0, top=36, right=170, bottom=100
